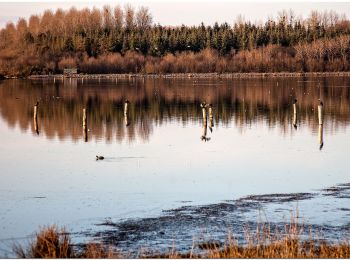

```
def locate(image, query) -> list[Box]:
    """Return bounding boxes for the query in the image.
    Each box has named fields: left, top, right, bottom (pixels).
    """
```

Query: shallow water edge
left=23, top=71, right=350, bottom=80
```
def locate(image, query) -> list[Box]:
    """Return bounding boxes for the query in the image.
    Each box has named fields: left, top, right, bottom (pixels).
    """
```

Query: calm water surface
left=0, top=77, right=349, bottom=254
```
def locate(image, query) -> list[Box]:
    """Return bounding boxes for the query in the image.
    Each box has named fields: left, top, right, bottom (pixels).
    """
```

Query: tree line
left=1, top=5, right=350, bottom=76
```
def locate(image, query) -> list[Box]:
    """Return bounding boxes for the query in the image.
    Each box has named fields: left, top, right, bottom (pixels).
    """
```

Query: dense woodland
left=1, top=6, right=350, bottom=76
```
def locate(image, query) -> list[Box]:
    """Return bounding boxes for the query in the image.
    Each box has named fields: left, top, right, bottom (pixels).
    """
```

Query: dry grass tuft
left=14, top=225, right=73, bottom=258
left=205, top=218, right=350, bottom=259
left=13, top=225, right=121, bottom=259
left=207, top=239, right=350, bottom=258
left=80, top=243, right=117, bottom=258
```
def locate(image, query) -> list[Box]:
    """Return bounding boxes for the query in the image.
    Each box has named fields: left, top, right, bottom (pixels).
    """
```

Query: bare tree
left=308, top=10, right=321, bottom=29
left=89, top=7, right=102, bottom=33
left=295, top=43, right=308, bottom=71
left=102, top=5, right=113, bottom=30
left=114, top=5, right=124, bottom=30
left=329, top=10, right=339, bottom=27
left=324, top=38, right=336, bottom=64
left=16, top=18, right=28, bottom=34
left=40, top=10, right=54, bottom=33
left=53, top=9, right=65, bottom=36
left=338, top=35, right=350, bottom=70
left=28, top=15, right=40, bottom=35
left=136, top=6, right=152, bottom=30
left=124, top=4, right=135, bottom=30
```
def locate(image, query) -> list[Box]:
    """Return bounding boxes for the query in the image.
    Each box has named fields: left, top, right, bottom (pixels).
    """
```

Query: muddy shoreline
left=23, top=71, right=350, bottom=80
left=74, top=183, right=350, bottom=257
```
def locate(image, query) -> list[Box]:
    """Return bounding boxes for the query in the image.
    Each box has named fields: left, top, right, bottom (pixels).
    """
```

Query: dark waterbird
left=96, top=155, right=104, bottom=160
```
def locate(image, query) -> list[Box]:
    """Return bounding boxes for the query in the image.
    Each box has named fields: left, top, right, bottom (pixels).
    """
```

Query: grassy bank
left=14, top=219, right=350, bottom=258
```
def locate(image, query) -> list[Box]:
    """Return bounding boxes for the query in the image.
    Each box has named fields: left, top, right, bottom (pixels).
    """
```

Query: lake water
left=0, top=77, right=349, bottom=256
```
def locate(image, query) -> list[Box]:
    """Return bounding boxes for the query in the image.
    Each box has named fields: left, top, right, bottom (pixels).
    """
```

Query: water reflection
left=83, top=108, right=88, bottom=142
left=208, top=104, right=214, bottom=133
left=0, top=77, right=349, bottom=144
left=319, top=124, right=324, bottom=150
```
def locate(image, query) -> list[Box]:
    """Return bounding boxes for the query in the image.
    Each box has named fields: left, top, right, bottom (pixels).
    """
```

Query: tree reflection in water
left=0, top=77, right=349, bottom=144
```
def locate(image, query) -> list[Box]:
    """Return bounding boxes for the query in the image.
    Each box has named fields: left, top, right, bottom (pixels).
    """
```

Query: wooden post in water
left=200, top=102, right=209, bottom=141
left=293, top=99, right=297, bottom=129
left=124, top=100, right=130, bottom=126
left=124, top=100, right=129, bottom=116
left=200, top=102, right=207, bottom=124
left=208, top=104, right=214, bottom=132
left=33, top=101, right=39, bottom=135
left=318, top=100, right=324, bottom=125
left=83, top=108, right=88, bottom=142
left=201, top=119, right=208, bottom=141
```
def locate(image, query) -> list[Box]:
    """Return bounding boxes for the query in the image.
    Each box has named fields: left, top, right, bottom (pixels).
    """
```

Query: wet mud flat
left=76, top=183, right=350, bottom=257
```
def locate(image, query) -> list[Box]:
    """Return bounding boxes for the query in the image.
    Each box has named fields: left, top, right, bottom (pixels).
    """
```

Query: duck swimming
left=96, top=155, right=104, bottom=160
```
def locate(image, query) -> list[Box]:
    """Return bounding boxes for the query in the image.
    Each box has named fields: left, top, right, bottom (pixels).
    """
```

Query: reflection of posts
left=124, top=100, right=130, bottom=126
left=208, top=104, right=214, bottom=133
left=318, top=100, right=324, bottom=125
left=292, top=99, right=297, bottom=130
left=201, top=120, right=209, bottom=141
left=318, top=124, right=324, bottom=150
left=201, top=102, right=207, bottom=123
left=83, top=108, right=88, bottom=142
left=33, top=101, right=39, bottom=135
left=200, top=102, right=210, bottom=142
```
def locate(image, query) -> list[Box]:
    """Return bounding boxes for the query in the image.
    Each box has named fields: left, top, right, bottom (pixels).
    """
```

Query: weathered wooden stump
left=318, top=104, right=324, bottom=125
left=124, top=100, right=130, bottom=126
left=208, top=104, right=214, bottom=132
left=293, top=103, right=297, bottom=129
left=33, top=102, right=39, bottom=135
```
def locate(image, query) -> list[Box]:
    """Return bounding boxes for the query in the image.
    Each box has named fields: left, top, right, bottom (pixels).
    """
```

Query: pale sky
left=1, top=1, right=350, bottom=28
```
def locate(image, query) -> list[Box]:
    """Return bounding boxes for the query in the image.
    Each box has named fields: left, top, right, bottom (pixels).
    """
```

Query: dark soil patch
left=238, top=193, right=315, bottom=203
left=321, top=183, right=350, bottom=198
left=197, top=240, right=223, bottom=250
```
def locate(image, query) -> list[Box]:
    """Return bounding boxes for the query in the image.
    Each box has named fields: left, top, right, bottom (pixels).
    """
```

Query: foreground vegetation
left=14, top=219, right=350, bottom=258
left=1, top=5, right=350, bottom=76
